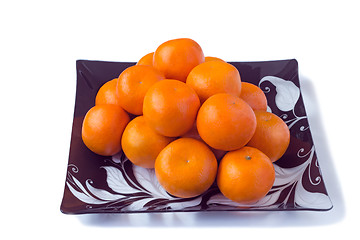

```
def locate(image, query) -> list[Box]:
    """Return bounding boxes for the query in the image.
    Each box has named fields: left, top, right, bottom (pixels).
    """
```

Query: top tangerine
left=153, top=38, right=205, bottom=82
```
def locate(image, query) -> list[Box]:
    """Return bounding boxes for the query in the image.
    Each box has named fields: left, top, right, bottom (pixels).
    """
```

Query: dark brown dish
left=60, top=59, right=332, bottom=214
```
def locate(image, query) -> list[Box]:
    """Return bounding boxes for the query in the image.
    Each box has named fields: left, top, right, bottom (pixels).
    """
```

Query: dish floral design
left=60, top=59, right=332, bottom=214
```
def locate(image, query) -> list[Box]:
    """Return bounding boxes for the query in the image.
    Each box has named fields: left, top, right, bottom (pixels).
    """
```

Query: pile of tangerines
left=81, top=38, right=290, bottom=204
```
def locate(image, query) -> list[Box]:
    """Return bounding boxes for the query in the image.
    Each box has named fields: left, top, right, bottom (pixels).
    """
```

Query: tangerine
left=95, top=78, right=121, bottom=106
left=205, top=56, right=225, bottom=62
left=143, top=79, right=200, bottom=137
left=81, top=105, right=130, bottom=156
left=155, top=138, right=218, bottom=198
left=197, top=93, right=256, bottom=151
left=186, top=61, right=241, bottom=103
left=217, top=146, right=275, bottom=204
left=247, top=110, right=290, bottom=162
left=240, top=82, right=267, bottom=111
left=117, top=65, right=165, bottom=115
left=137, top=52, right=154, bottom=66
left=121, top=116, right=173, bottom=168
left=153, top=38, right=204, bottom=82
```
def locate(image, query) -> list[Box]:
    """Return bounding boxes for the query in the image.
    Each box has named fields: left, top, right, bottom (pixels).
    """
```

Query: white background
left=1, top=0, right=358, bottom=239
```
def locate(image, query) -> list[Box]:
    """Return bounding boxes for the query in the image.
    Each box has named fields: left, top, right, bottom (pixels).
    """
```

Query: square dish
left=60, top=59, right=332, bottom=214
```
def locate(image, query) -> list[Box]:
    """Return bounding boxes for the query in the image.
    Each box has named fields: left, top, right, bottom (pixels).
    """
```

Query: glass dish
left=60, top=59, right=332, bottom=214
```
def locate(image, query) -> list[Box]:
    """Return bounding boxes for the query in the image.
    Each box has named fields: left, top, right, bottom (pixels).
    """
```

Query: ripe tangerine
left=121, top=116, right=173, bottom=168
left=81, top=105, right=130, bottom=156
left=186, top=60, right=242, bottom=103
left=217, top=146, right=275, bottom=204
left=117, top=65, right=165, bottom=115
left=197, top=93, right=256, bottom=151
left=247, top=110, right=290, bottom=162
left=240, top=82, right=267, bottom=111
left=143, top=79, right=200, bottom=137
left=153, top=38, right=205, bottom=82
left=95, top=78, right=121, bottom=106
left=137, top=52, right=154, bottom=66
left=155, top=138, right=218, bottom=198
